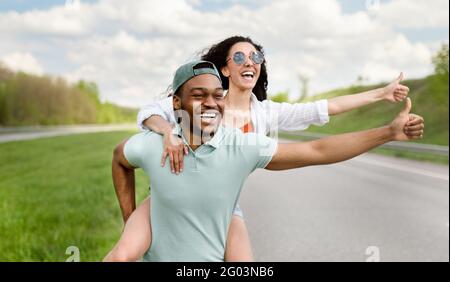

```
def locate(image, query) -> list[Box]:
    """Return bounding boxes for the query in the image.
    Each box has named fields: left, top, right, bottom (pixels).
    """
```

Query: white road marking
left=352, top=157, right=449, bottom=181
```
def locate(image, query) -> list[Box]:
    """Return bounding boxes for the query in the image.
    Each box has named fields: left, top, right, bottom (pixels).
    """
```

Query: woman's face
left=221, top=42, right=262, bottom=92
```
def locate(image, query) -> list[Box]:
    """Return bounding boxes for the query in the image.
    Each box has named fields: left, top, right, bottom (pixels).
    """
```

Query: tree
left=0, top=64, right=136, bottom=126
left=0, top=63, right=14, bottom=81
left=269, top=91, right=290, bottom=103
left=298, top=73, right=309, bottom=102
left=75, top=80, right=101, bottom=106
left=432, top=44, right=449, bottom=76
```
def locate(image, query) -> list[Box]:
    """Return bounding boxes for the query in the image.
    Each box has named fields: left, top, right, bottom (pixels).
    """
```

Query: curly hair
left=200, top=36, right=268, bottom=101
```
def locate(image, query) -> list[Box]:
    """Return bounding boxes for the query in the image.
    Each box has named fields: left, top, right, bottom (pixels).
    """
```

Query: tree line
left=0, top=64, right=137, bottom=126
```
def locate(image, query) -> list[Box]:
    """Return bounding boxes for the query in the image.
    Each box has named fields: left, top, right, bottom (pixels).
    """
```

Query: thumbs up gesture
left=389, top=98, right=424, bottom=141
left=383, top=72, right=410, bottom=103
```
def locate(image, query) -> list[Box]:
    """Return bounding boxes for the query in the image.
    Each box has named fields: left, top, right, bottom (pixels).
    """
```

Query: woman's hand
left=161, top=133, right=189, bottom=175
left=382, top=72, right=410, bottom=103
left=327, top=73, right=411, bottom=116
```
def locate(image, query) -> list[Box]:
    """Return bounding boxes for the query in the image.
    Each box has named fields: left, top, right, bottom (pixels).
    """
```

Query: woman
left=107, top=36, right=416, bottom=262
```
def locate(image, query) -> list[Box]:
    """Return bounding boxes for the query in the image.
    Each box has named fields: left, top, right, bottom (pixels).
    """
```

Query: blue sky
left=0, top=0, right=403, bottom=13
left=1, top=0, right=446, bottom=43
left=0, top=0, right=392, bottom=13
left=0, top=0, right=448, bottom=106
left=0, top=0, right=96, bottom=12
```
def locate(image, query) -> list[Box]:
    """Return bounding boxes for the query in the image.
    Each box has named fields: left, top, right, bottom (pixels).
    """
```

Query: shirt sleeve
left=136, top=97, right=176, bottom=131
left=123, top=133, right=147, bottom=168
left=242, top=133, right=278, bottom=171
left=264, top=99, right=329, bottom=132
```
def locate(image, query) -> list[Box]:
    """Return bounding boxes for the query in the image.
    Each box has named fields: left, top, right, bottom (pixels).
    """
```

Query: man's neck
left=180, top=123, right=214, bottom=151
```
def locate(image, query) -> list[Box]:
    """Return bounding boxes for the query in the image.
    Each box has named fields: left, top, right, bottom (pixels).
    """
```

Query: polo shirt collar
left=172, top=123, right=225, bottom=149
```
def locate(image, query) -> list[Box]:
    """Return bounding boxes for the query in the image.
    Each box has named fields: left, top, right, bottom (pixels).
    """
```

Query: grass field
left=0, top=74, right=448, bottom=261
left=0, top=130, right=149, bottom=262
left=279, top=133, right=449, bottom=165
left=0, top=129, right=448, bottom=262
left=300, top=75, right=449, bottom=146
left=274, top=75, right=449, bottom=165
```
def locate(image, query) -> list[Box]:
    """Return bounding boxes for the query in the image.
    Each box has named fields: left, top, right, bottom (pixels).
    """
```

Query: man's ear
left=173, top=95, right=182, bottom=110
left=221, top=66, right=230, bottom=78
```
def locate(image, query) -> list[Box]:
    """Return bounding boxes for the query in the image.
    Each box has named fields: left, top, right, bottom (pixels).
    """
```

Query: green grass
left=371, top=147, right=449, bottom=165
left=301, top=75, right=449, bottom=146
left=279, top=133, right=449, bottom=165
left=0, top=131, right=149, bottom=261
left=279, top=74, right=449, bottom=164
left=0, top=75, right=447, bottom=261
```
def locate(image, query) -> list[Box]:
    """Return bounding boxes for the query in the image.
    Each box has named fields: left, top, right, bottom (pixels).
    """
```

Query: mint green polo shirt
left=123, top=125, right=278, bottom=262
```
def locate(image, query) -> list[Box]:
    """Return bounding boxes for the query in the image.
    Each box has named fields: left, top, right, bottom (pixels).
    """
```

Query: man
left=105, top=60, right=424, bottom=262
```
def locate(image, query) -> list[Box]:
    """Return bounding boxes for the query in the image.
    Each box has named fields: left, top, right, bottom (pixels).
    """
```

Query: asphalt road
left=239, top=152, right=449, bottom=262
left=1, top=126, right=448, bottom=261
left=0, top=124, right=136, bottom=143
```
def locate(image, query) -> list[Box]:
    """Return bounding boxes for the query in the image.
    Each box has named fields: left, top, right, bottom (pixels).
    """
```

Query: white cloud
left=373, top=0, right=449, bottom=29
left=0, top=6, right=89, bottom=36
left=1, top=52, right=45, bottom=75
left=0, top=0, right=447, bottom=106
left=361, top=34, right=433, bottom=82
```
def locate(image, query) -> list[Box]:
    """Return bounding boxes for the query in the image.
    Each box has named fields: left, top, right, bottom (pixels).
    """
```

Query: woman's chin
left=236, top=82, right=256, bottom=92
left=229, top=77, right=257, bottom=92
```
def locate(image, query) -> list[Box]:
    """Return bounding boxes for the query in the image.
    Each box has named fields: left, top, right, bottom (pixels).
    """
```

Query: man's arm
left=327, top=73, right=409, bottom=115
left=267, top=98, right=423, bottom=170
left=266, top=126, right=393, bottom=170
left=112, top=140, right=137, bottom=223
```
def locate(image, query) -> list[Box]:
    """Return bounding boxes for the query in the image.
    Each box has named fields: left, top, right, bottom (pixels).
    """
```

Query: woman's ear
left=173, top=95, right=182, bottom=110
left=221, top=66, right=230, bottom=78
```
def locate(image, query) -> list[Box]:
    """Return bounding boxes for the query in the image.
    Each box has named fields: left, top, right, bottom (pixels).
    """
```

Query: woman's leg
left=225, top=215, right=254, bottom=262
left=104, top=197, right=253, bottom=262
left=103, top=197, right=152, bottom=262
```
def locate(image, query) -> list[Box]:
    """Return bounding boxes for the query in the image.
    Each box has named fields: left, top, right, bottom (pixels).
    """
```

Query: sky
left=0, top=0, right=448, bottom=107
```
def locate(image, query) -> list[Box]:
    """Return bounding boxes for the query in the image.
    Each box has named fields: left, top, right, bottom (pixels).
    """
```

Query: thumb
left=396, top=72, right=404, bottom=83
left=400, top=97, right=411, bottom=115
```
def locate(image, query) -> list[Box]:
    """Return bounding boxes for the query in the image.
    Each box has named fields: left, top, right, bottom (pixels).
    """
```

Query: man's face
left=174, top=74, right=224, bottom=141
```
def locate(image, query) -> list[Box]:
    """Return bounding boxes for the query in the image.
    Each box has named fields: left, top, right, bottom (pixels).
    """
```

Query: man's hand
left=404, top=114, right=425, bottom=138
left=161, top=132, right=188, bottom=175
left=382, top=72, right=410, bottom=103
left=389, top=98, right=424, bottom=141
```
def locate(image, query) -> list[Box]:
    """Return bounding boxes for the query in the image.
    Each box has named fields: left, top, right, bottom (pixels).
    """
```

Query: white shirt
left=137, top=92, right=329, bottom=135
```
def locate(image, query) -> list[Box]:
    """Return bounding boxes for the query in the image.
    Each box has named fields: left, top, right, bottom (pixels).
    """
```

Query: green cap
left=172, top=60, right=222, bottom=94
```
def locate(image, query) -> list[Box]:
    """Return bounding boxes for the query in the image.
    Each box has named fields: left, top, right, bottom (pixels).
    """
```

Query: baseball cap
left=172, top=60, right=222, bottom=95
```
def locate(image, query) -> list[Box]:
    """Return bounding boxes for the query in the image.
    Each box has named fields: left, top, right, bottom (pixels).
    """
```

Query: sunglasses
left=226, top=51, right=265, bottom=65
